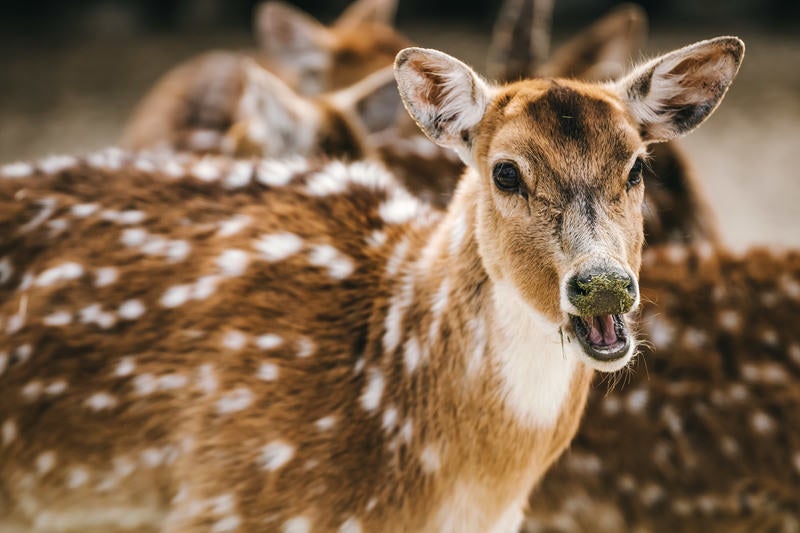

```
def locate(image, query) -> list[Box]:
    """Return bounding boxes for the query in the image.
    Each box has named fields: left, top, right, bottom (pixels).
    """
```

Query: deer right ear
left=394, top=48, right=492, bottom=157
left=614, top=36, right=744, bottom=143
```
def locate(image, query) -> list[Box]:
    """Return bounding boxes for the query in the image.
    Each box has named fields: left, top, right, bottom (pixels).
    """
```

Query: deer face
left=395, top=37, right=743, bottom=371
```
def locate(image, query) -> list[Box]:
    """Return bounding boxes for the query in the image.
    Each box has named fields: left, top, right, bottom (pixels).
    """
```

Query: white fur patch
left=35, top=262, right=84, bottom=287
left=360, top=368, right=384, bottom=412
left=283, top=516, right=311, bottom=533
left=308, top=244, right=354, bottom=279
left=403, top=335, right=421, bottom=374
left=2, top=419, right=16, bottom=446
left=383, top=273, right=415, bottom=355
left=43, top=310, right=72, bottom=326
left=216, top=387, right=254, bottom=414
left=254, top=232, right=304, bottom=262
left=217, top=215, right=252, bottom=238
left=379, top=195, right=421, bottom=225
left=489, top=281, right=579, bottom=428
left=0, top=256, right=13, bottom=284
left=315, top=415, right=337, bottom=431
left=257, top=362, right=279, bottom=382
left=118, top=299, right=146, bottom=321
left=20, top=198, right=56, bottom=234
left=419, top=444, right=441, bottom=473
left=256, top=334, right=283, bottom=350
left=85, top=392, right=118, bottom=411
left=1, top=161, right=33, bottom=178
left=338, top=517, right=362, bottom=533
left=39, top=155, right=77, bottom=174
left=224, top=161, right=253, bottom=189
left=256, top=158, right=308, bottom=187
left=260, top=440, right=295, bottom=471
left=94, top=267, right=119, bottom=287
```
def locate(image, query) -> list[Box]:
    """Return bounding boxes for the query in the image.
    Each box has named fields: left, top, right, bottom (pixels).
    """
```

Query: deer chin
left=569, top=313, right=633, bottom=371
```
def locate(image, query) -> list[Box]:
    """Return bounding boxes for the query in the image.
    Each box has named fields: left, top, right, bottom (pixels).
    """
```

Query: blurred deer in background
left=121, top=0, right=409, bottom=154
left=0, top=36, right=742, bottom=532
left=524, top=242, right=800, bottom=532
left=488, top=0, right=721, bottom=246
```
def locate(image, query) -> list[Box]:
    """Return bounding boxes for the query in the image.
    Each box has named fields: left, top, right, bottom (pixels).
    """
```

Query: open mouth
left=570, top=313, right=631, bottom=362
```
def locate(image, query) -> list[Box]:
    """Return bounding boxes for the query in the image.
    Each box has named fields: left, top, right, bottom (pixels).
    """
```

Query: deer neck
left=368, top=169, right=594, bottom=522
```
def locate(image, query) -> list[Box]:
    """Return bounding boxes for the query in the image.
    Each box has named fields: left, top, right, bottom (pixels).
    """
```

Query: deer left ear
left=615, top=36, right=744, bottom=143
left=335, top=0, right=398, bottom=28
left=394, top=48, right=493, bottom=159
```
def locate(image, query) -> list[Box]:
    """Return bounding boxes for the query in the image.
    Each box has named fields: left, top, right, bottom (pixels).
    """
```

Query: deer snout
left=565, top=265, right=638, bottom=316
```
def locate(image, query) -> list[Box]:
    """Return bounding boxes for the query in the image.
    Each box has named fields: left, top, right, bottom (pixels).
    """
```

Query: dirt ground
left=1, top=24, right=798, bottom=251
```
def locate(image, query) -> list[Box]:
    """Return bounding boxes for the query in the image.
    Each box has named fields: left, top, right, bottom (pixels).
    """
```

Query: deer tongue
left=587, top=315, right=618, bottom=346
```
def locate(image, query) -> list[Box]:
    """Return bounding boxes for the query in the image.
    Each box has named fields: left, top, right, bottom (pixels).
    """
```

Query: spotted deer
left=121, top=0, right=409, bottom=153
left=488, top=0, right=722, bottom=245
left=524, top=242, right=800, bottom=532
left=0, top=37, right=742, bottom=532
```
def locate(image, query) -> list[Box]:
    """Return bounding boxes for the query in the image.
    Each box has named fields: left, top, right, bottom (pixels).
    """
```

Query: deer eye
left=626, top=158, right=644, bottom=191
left=492, top=162, right=522, bottom=193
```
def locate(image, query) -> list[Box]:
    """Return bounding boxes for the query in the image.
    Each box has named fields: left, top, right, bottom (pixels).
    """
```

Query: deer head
left=395, top=36, right=743, bottom=370
left=254, top=0, right=408, bottom=95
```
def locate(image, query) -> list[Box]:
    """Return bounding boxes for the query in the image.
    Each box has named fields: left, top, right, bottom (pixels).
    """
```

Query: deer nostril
left=567, top=268, right=636, bottom=315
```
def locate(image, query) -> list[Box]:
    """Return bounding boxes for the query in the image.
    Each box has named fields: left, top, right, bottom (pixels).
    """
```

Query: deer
left=487, top=0, right=722, bottom=246
left=0, top=36, right=743, bottom=532
left=121, top=0, right=410, bottom=153
left=523, top=241, right=800, bottom=532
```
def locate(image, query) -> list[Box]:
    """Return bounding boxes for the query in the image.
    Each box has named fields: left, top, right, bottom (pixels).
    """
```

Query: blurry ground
left=1, top=24, right=798, bottom=251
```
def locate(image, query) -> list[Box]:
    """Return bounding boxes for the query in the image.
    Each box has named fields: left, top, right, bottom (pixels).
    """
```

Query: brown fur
left=524, top=242, right=800, bottom=531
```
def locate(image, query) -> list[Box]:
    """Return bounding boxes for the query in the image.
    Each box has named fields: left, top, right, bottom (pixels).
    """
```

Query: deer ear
left=394, top=48, right=492, bottom=157
left=232, top=60, right=320, bottom=157
left=254, top=2, right=334, bottom=66
left=486, top=0, right=553, bottom=82
left=615, top=36, right=744, bottom=143
left=335, top=0, right=398, bottom=28
left=329, top=66, right=403, bottom=133
left=537, top=4, right=647, bottom=82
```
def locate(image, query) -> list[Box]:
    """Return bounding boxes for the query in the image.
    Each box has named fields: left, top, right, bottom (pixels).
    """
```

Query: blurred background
left=1, top=0, right=798, bottom=250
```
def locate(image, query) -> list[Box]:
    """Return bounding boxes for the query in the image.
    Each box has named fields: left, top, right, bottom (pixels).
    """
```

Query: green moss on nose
left=573, top=273, right=635, bottom=316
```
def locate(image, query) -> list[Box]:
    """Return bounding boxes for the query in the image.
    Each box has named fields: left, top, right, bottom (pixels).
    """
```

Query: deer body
left=0, top=152, right=591, bottom=532
left=0, top=35, right=742, bottom=532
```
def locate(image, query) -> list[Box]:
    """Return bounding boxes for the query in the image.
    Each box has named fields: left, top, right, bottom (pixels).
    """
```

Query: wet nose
left=566, top=266, right=638, bottom=316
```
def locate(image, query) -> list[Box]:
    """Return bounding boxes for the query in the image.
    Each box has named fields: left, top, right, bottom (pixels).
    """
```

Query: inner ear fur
left=615, top=36, right=744, bottom=143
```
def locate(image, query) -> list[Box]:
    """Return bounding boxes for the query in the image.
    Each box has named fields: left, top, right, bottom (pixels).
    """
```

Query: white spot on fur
left=79, top=303, right=116, bottom=329
left=761, top=328, right=779, bottom=347
left=339, top=517, right=362, bottom=533
left=399, top=419, right=413, bottom=443
left=254, top=232, right=304, bottom=262
left=282, top=516, right=311, bottom=533
left=67, top=467, right=89, bottom=489
left=308, top=244, right=354, bottom=279
left=20, top=197, right=56, bottom=233
left=224, top=161, right=253, bottom=188
left=2, top=419, right=17, bottom=446
left=256, top=334, right=283, bottom=350
left=361, top=368, right=384, bottom=412
left=2, top=161, right=33, bottom=178
left=260, top=440, right=295, bottom=471
left=566, top=452, right=602, bottom=474
left=626, top=389, right=649, bottom=414
left=85, top=392, right=118, bottom=411
left=14, top=344, right=32, bottom=365
left=428, top=276, right=450, bottom=344
left=197, top=364, right=218, bottom=394
left=45, top=380, right=67, bottom=395
left=379, top=195, right=420, bottom=224
left=420, top=444, right=441, bottom=473
left=366, top=498, right=377, bottom=512
left=751, top=410, right=776, bottom=435
left=22, top=380, right=43, bottom=401
left=257, top=362, right=279, bottom=381
left=43, top=310, right=72, bottom=327
left=403, top=336, right=421, bottom=375
left=383, top=273, right=415, bottom=355
left=449, top=212, right=468, bottom=256
left=718, top=310, right=740, bottom=331
left=466, top=317, right=487, bottom=377
left=71, top=203, right=99, bottom=218
left=222, top=330, right=248, bottom=351
left=256, top=158, right=308, bottom=187
left=161, top=284, right=192, bottom=308
left=141, top=448, right=165, bottom=468
left=217, top=215, right=252, bottom=237
left=385, top=237, right=410, bottom=278
left=720, top=435, right=739, bottom=457
left=296, top=337, right=315, bottom=358
left=217, top=388, right=254, bottom=414
left=40, top=155, right=77, bottom=174
left=35, top=262, right=84, bottom=287
left=216, top=249, right=250, bottom=277
left=95, top=267, right=119, bottom=287
left=382, top=406, right=398, bottom=431
left=115, top=357, right=136, bottom=377
left=36, top=451, right=56, bottom=475
left=315, top=415, right=336, bottom=431
left=121, top=228, right=148, bottom=247
left=366, top=230, right=387, bottom=248
left=0, top=256, right=13, bottom=284
left=192, top=159, right=221, bottom=182
left=118, top=299, right=146, bottom=321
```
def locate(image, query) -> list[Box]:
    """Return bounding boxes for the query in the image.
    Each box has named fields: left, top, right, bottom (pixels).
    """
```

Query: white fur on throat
left=489, top=280, right=579, bottom=429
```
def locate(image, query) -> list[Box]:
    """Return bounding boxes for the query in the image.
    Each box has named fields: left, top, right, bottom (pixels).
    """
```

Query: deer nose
left=566, top=266, right=638, bottom=316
